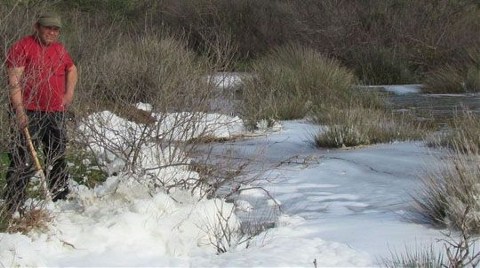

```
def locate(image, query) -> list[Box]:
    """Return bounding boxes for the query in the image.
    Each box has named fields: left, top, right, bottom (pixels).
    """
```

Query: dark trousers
left=3, top=110, right=70, bottom=213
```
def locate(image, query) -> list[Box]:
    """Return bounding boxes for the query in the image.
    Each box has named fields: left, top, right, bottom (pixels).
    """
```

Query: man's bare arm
left=63, top=64, right=78, bottom=109
left=8, top=66, right=27, bottom=128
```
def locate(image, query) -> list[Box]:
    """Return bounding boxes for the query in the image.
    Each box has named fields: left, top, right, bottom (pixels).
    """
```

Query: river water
left=368, top=85, right=480, bottom=125
left=209, top=73, right=480, bottom=126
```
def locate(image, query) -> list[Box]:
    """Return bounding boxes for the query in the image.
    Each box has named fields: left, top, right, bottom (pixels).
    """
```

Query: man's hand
left=62, top=92, right=73, bottom=110
left=63, top=64, right=77, bottom=110
left=15, top=109, right=28, bottom=130
left=8, top=66, right=27, bottom=128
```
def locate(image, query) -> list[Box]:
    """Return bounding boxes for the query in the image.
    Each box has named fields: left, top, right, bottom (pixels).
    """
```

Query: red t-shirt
left=6, top=35, right=74, bottom=112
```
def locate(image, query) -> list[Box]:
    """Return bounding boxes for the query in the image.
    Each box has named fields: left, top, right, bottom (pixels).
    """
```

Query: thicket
left=50, top=0, right=480, bottom=87
left=0, top=0, right=474, bottom=182
left=2, top=0, right=478, bottom=86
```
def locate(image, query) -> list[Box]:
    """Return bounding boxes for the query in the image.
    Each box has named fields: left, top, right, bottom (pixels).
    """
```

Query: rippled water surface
left=366, top=85, right=480, bottom=125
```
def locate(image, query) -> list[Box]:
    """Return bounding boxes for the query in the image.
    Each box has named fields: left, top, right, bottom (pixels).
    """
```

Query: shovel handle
left=23, top=127, right=42, bottom=171
left=23, top=127, right=52, bottom=201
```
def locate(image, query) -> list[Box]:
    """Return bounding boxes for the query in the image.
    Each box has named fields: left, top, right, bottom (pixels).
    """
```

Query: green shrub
left=345, top=46, right=414, bottom=85
left=241, top=44, right=357, bottom=129
left=66, top=146, right=108, bottom=188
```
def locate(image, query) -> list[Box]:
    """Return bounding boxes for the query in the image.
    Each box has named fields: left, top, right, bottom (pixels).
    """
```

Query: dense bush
left=147, top=0, right=303, bottom=65
left=37, top=0, right=480, bottom=85
left=292, top=0, right=480, bottom=85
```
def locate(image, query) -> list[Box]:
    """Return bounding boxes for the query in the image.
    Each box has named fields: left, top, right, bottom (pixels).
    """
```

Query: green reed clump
left=313, top=104, right=424, bottom=148
left=241, top=44, right=357, bottom=129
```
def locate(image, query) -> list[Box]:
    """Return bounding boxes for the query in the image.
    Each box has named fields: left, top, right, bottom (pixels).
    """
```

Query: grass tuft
left=382, top=244, right=444, bottom=268
left=314, top=104, right=424, bottom=148
left=410, top=137, right=480, bottom=232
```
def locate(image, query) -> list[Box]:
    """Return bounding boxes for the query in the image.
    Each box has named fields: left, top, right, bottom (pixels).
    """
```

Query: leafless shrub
left=384, top=207, right=480, bottom=268
left=197, top=200, right=241, bottom=254
left=188, top=141, right=282, bottom=251
left=151, top=0, right=303, bottom=62
left=68, top=17, right=252, bottom=203
left=197, top=198, right=272, bottom=254
left=440, top=207, right=480, bottom=267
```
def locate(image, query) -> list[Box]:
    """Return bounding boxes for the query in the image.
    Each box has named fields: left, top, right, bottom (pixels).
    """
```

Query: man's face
left=36, top=24, right=60, bottom=46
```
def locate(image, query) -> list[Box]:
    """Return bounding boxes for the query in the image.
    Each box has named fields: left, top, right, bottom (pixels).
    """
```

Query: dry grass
left=423, top=65, right=467, bottom=93
left=6, top=208, right=53, bottom=234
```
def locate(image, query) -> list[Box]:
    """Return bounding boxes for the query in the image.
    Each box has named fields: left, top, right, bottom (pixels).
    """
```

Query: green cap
left=37, top=13, right=62, bottom=28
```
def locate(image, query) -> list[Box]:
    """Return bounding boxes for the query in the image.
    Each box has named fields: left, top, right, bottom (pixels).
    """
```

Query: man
left=4, top=13, right=78, bottom=213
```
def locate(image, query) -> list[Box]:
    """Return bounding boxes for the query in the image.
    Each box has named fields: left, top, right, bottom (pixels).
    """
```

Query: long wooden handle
left=23, top=127, right=52, bottom=201
left=23, top=127, right=42, bottom=171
